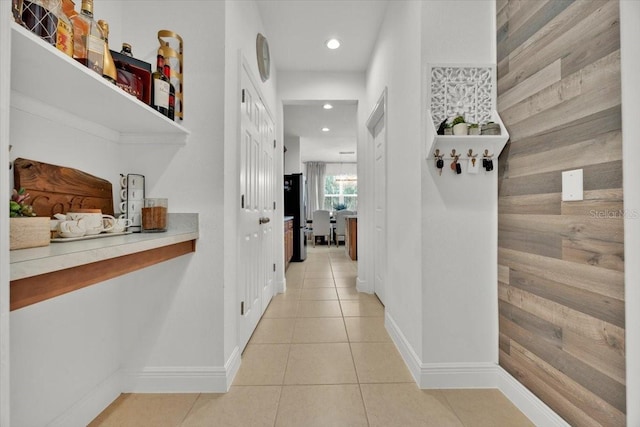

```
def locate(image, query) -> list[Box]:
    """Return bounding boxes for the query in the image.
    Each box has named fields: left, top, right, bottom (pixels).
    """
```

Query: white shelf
left=10, top=22, right=189, bottom=144
left=426, top=110, right=509, bottom=160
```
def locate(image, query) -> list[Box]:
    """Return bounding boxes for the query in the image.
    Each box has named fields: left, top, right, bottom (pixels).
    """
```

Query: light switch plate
left=562, top=169, right=583, bottom=201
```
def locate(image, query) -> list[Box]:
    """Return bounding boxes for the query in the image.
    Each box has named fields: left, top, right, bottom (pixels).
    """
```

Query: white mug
left=67, top=212, right=115, bottom=235
left=105, top=217, right=133, bottom=233
left=119, top=200, right=141, bottom=214
left=120, top=175, right=143, bottom=189
left=121, top=212, right=141, bottom=226
left=120, top=188, right=143, bottom=201
left=58, top=219, right=87, bottom=238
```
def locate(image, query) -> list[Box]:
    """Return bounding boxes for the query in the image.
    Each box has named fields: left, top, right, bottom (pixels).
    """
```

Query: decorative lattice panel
left=429, top=66, right=494, bottom=127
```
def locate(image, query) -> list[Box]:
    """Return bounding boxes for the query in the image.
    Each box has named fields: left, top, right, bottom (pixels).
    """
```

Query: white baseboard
left=385, top=312, right=568, bottom=427
left=121, top=348, right=241, bottom=393
left=384, top=312, right=422, bottom=383
left=497, top=367, right=570, bottom=427
left=49, top=349, right=242, bottom=426
left=48, top=370, right=121, bottom=427
left=224, top=346, right=242, bottom=390
left=356, top=277, right=370, bottom=293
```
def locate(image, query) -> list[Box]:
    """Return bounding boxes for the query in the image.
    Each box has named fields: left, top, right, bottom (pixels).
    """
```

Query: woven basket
left=10, top=217, right=50, bottom=250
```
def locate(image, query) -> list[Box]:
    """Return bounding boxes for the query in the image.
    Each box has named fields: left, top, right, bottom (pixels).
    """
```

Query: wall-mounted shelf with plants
left=425, top=64, right=509, bottom=173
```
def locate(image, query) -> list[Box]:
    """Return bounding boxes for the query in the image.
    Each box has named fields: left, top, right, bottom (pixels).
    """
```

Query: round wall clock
left=256, top=33, right=270, bottom=82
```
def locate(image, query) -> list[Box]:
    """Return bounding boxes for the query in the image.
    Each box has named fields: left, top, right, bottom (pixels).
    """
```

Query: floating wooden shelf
left=9, top=213, right=198, bottom=311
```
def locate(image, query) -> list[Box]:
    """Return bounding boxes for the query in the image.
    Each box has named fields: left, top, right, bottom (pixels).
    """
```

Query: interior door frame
left=366, top=87, right=388, bottom=305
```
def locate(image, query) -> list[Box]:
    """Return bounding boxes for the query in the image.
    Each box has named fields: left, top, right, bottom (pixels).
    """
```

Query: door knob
left=259, top=217, right=271, bottom=224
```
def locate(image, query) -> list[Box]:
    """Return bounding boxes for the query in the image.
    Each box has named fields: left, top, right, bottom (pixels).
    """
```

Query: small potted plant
left=481, top=121, right=501, bottom=135
left=468, top=123, right=481, bottom=135
left=9, top=188, right=50, bottom=250
left=451, top=115, right=468, bottom=135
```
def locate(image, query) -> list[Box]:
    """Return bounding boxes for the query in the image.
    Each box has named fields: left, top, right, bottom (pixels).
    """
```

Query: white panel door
left=238, top=64, right=275, bottom=352
left=373, top=114, right=386, bottom=305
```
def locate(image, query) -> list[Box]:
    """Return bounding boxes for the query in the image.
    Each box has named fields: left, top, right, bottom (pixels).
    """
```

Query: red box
left=110, top=50, right=152, bottom=105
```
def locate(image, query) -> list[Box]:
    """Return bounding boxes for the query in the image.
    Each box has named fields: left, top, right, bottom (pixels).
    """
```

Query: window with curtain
left=324, top=174, right=357, bottom=212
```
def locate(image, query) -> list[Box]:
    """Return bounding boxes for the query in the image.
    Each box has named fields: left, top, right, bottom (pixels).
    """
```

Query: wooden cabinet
left=345, top=216, right=357, bottom=260
left=284, top=218, right=294, bottom=270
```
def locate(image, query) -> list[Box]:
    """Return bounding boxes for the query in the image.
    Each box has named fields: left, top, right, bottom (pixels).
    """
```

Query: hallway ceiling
left=258, top=0, right=389, bottom=163
left=284, top=101, right=358, bottom=163
left=257, top=0, right=388, bottom=72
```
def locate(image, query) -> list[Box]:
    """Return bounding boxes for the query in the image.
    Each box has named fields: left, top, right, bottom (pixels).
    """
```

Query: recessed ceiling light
left=323, top=103, right=333, bottom=110
left=326, top=38, right=341, bottom=50
left=339, top=151, right=355, bottom=154
left=322, top=127, right=330, bottom=132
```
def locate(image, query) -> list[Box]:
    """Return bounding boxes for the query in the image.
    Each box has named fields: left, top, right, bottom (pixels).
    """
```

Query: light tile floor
left=90, top=246, right=534, bottom=427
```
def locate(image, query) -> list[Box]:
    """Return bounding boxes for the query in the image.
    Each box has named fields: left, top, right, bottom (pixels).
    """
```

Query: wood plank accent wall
left=496, top=1, right=625, bottom=425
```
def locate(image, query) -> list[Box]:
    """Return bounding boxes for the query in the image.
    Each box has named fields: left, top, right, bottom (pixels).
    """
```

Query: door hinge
left=241, top=89, right=245, bottom=103
left=241, top=301, right=245, bottom=315
left=241, top=194, right=245, bottom=209
left=273, top=263, right=276, bottom=272
left=273, top=139, right=276, bottom=148
left=273, top=201, right=276, bottom=210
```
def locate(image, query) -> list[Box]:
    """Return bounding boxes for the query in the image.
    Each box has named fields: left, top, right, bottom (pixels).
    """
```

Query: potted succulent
left=481, top=121, right=501, bottom=135
left=9, top=188, right=50, bottom=250
left=468, top=123, right=481, bottom=135
left=451, top=115, right=468, bottom=135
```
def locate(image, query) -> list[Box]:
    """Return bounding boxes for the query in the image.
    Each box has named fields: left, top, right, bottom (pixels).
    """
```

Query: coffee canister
left=141, top=198, right=167, bottom=232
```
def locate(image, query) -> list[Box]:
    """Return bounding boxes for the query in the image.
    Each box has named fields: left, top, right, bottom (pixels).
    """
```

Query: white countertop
left=10, top=213, right=199, bottom=281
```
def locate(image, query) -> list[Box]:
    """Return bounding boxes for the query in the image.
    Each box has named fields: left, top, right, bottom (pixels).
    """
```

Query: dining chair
left=333, top=210, right=354, bottom=245
left=312, top=210, right=331, bottom=247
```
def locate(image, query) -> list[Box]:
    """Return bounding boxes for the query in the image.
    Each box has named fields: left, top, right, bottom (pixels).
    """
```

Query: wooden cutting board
left=13, top=158, right=114, bottom=218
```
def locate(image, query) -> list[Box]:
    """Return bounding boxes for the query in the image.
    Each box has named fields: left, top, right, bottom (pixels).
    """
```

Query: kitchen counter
left=10, top=213, right=198, bottom=311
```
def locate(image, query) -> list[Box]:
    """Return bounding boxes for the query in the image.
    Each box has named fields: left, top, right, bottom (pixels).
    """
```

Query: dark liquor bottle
left=150, top=53, right=170, bottom=116
left=21, top=0, right=58, bottom=46
left=163, top=63, right=175, bottom=120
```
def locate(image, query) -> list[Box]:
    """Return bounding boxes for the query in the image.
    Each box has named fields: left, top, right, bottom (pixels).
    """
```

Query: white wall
left=117, top=0, right=228, bottom=384
left=284, top=135, right=302, bottom=174
left=7, top=1, right=231, bottom=424
left=1, top=3, right=13, bottom=424
left=365, top=0, right=498, bottom=384
left=324, top=162, right=357, bottom=176
left=365, top=0, right=423, bottom=368
left=420, top=0, right=498, bottom=368
left=620, top=1, right=640, bottom=424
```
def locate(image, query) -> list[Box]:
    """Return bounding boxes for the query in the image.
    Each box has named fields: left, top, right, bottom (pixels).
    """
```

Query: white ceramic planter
left=452, top=123, right=469, bottom=135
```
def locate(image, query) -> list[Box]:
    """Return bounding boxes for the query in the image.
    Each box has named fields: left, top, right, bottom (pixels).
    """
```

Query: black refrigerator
left=284, top=173, right=307, bottom=262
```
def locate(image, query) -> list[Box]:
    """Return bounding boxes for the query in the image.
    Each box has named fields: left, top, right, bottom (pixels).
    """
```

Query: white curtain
left=306, top=162, right=326, bottom=220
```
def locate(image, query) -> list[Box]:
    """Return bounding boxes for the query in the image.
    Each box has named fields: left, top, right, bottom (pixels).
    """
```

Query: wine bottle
left=163, top=62, right=175, bottom=120
left=97, top=19, right=117, bottom=84
left=120, top=43, right=133, bottom=57
left=71, top=0, right=104, bottom=75
left=150, top=53, right=170, bottom=116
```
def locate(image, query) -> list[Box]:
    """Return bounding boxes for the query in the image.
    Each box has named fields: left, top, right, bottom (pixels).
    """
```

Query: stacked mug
left=119, top=174, right=145, bottom=233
